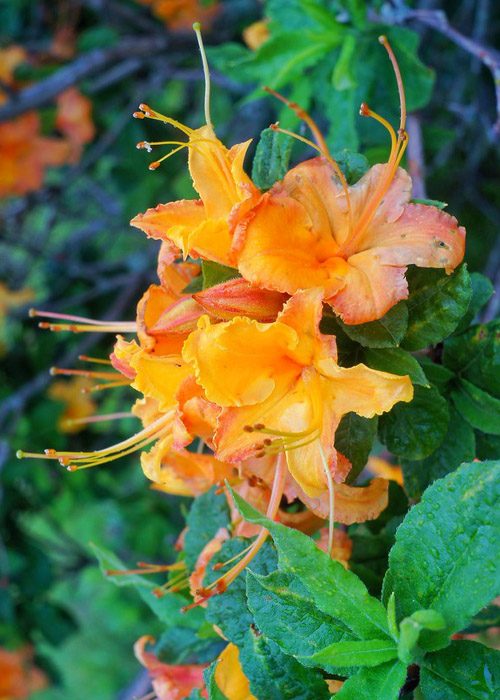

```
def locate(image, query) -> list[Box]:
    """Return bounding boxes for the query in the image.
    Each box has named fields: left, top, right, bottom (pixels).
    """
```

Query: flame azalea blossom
left=55, top=87, right=95, bottom=162
left=183, top=288, right=413, bottom=498
left=233, top=39, right=466, bottom=324
left=214, top=643, right=257, bottom=700
left=134, top=635, right=207, bottom=700
left=48, top=376, right=97, bottom=433
left=137, top=0, right=220, bottom=31
left=0, top=646, right=47, bottom=699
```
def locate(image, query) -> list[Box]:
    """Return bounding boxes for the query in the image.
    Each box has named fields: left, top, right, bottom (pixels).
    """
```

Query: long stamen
left=78, top=355, right=113, bottom=365
left=17, top=411, right=174, bottom=470
left=318, top=443, right=335, bottom=558
left=185, top=453, right=287, bottom=609
left=30, top=308, right=136, bottom=330
left=50, top=367, right=121, bottom=380
left=106, top=561, right=184, bottom=576
left=379, top=35, right=406, bottom=132
left=133, top=103, right=194, bottom=136
left=193, top=22, right=213, bottom=129
left=265, top=87, right=353, bottom=233
left=62, top=412, right=135, bottom=429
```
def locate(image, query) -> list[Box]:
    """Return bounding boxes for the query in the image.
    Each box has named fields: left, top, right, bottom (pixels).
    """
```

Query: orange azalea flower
left=183, top=288, right=413, bottom=499
left=131, top=26, right=259, bottom=267
left=0, top=283, right=34, bottom=321
left=134, top=635, right=207, bottom=700
left=316, top=528, right=353, bottom=568
left=48, top=376, right=97, bottom=433
left=56, top=87, right=95, bottom=162
left=367, top=455, right=403, bottom=486
left=234, top=38, right=465, bottom=324
left=242, top=20, right=270, bottom=51
left=0, top=646, right=47, bottom=699
left=214, top=643, right=256, bottom=700
left=138, top=0, right=219, bottom=31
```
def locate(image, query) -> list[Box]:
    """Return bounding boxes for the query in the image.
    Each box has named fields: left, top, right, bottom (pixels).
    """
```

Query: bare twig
left=406, top=114, right=427, bottom=198
left=404, top=8, right=500, bottom=137
left=0, top=36, right=170, bottom=122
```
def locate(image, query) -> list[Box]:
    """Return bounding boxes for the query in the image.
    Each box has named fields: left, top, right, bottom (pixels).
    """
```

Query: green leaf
left=302, top=638, right=398, bottom=671
left=401, top=407, right=476, bottom=499
left=201, top=261, right=240, bottom=291
left=205, top=538, right=277, bottom=646
left=420, top=640, right=500, bottom=699
left=335, top=413, right=378, bottom=482
left=184, top=487, right=230, bottom=569
left=240, top=627, right=330, bottom=700
left=411, top=198, right=447, bottom=209
left=383, top=461, right=500, bottom=648
left=229, top=489, right=391, bottom=640
left=246, top=570, right=354, bottom=660
left=251, top=128, right=294, bottom=190
left=417, top=357, right=455, bottom=393
left=387, top=593, right=398, bottom=640
left=454, top=272, right=494, bottom=334
left=402, top=266, right=472, bottom=350
left=476, top=432, right=500, bottom=460
left=451, top=378, right=500, bottom=435
left=397, top=609, right=446, bottom=665
left=156, top=626, right=224, bottom=665
left=334, top=660, right=407, bottom=700
left=364, top=348, right=429, bottom=386
left=91, top=543, right=204, bottom=629
left=338, top=302, right=409, bottom=348
left=333, top=149, right=369, bottom=184
left=333, top=34, right=357, bottom=90
left=378, top=385, right=450, bottom=460
left=443, top=321, right=500, bottom=398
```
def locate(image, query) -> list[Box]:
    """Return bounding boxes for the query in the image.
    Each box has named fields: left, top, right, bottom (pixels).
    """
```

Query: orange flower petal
left=214, top=643, right=257, bottom=700
left=302, top=478, right=390, bottom=525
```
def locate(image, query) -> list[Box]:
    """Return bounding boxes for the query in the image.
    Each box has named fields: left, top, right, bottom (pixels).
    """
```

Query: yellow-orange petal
left=364, top=203, right=466, bottom=274
left=194, top=278, right=287, bottom=322
left=128, top=344, right=192, bottom=412
left=189, top=527, right=229, bottom=601
left=131, top=199, right=205, bottom=241
left=319, top=362, right=413, bottom=418
left=367, top=456, right=403, bottom=486
left=214, top=643, right=257, bottom=700
left=327, top=249, right=409, bottom=324
left=302, top=478, right=390, bottom=525
left=237, top=191, right=349, bottom=297
left=189, top=124, right=255, bottom=220
left=182, top=315, right=300, bottom=407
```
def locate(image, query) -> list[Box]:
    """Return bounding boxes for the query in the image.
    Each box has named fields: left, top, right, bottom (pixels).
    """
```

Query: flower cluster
left=19, top=30, right=465, bottom=610
left=0, top=46, right=94, bottom=198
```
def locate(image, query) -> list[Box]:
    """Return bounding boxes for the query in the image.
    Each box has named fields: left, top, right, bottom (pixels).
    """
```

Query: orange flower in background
left=56, top=87, right=95, bottom=162
left=0, top=646, right=47, bottom=699
left=0, top=283, right=34, bottom=321
left=233, top=38, right=466, bottom=324
left=243, top=20, right=270, bottom=51
left=48, top=376, right=97, bottom=433
left=0, top=46, right=95, bottom=197
left=138, top=0, right=219, bottom=31
left=183, top=288, right=413, bottom=498
left=367, top=455, right=403, bottom=486
left=134, top=635, right=207, bottom=700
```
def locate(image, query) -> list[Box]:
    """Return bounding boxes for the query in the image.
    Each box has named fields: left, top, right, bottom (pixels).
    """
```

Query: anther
left=132, top=111, right=145, bottom=119
left=243, top=425, right=254, bottom=433
left=148, top=162, right=160, bottom=171
left=254, top=423, right=265, bottom=430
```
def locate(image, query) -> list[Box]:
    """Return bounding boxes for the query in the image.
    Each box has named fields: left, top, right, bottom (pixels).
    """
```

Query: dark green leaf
left=240, top=627, right=330, bottom=700
left=383, top=461, right=500, bottom=648
left=334, top=660, right=407, bottom=700
left=156, top=626, right=224, bottom=665
left=246, top=570, right=354, bottom=661
left=443, top=321, right=500, bottom=398
left=302, top=638, right=398, bottom=671
left=420, top=640, right=500, bottom=699
left=451, top=379, right=500, bottom=435
left=378, top=385, right=450, bottom=460
left=401, top=407, right=475, bottom=499
left=333, top=149, right=369, bottom=184
left=454, top=273, right=494, bottom=334
left=364, top=348, right=429, bottom=386
left=335, top=413, right=378, bottom=482
left=333, top=34, right=357, bottom=90
left=402, top=266, right=472, bottom=351
left=184, top=487, right=230, bottom=569
left=417, top=357, right=455, bottom=393
left=251, top=128, right=294, bottom=190
left=476, top=432, right=500, bottom=461
left=205, top=538, right=277, bottom=646
left=201, top=261, right=240, bottom=291
left=339, top=302, right=409, bottom=348
left=229, top=489, right=391, bottom=640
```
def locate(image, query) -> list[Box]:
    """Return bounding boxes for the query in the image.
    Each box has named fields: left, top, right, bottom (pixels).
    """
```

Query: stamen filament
left=134, top=104, right=194, bottom=136
left=50, top=367, right=121, bottom=380
left=318, top=442, right=335, bottom=558
left=39, top=322, right=136, bottom=333
left=30, top=309, right=134, bottom=327
left=78, top=355, right=113, bottom=365
left=193, top=22, right=213, bottom=129
left=62, top=412, right=135, bottom=428
left=86, top=380, right=131, bottom=393
left=379, top=35, right=407, bottom=132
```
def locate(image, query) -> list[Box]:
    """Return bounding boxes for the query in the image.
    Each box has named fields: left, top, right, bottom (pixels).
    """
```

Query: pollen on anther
left=133, top=111, right=145, bottom=119
left=253, top=423, right=265, bottom=431
left=243, top=425, right=254, bottom=433
left=149, top=162, right=160, bottom=171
